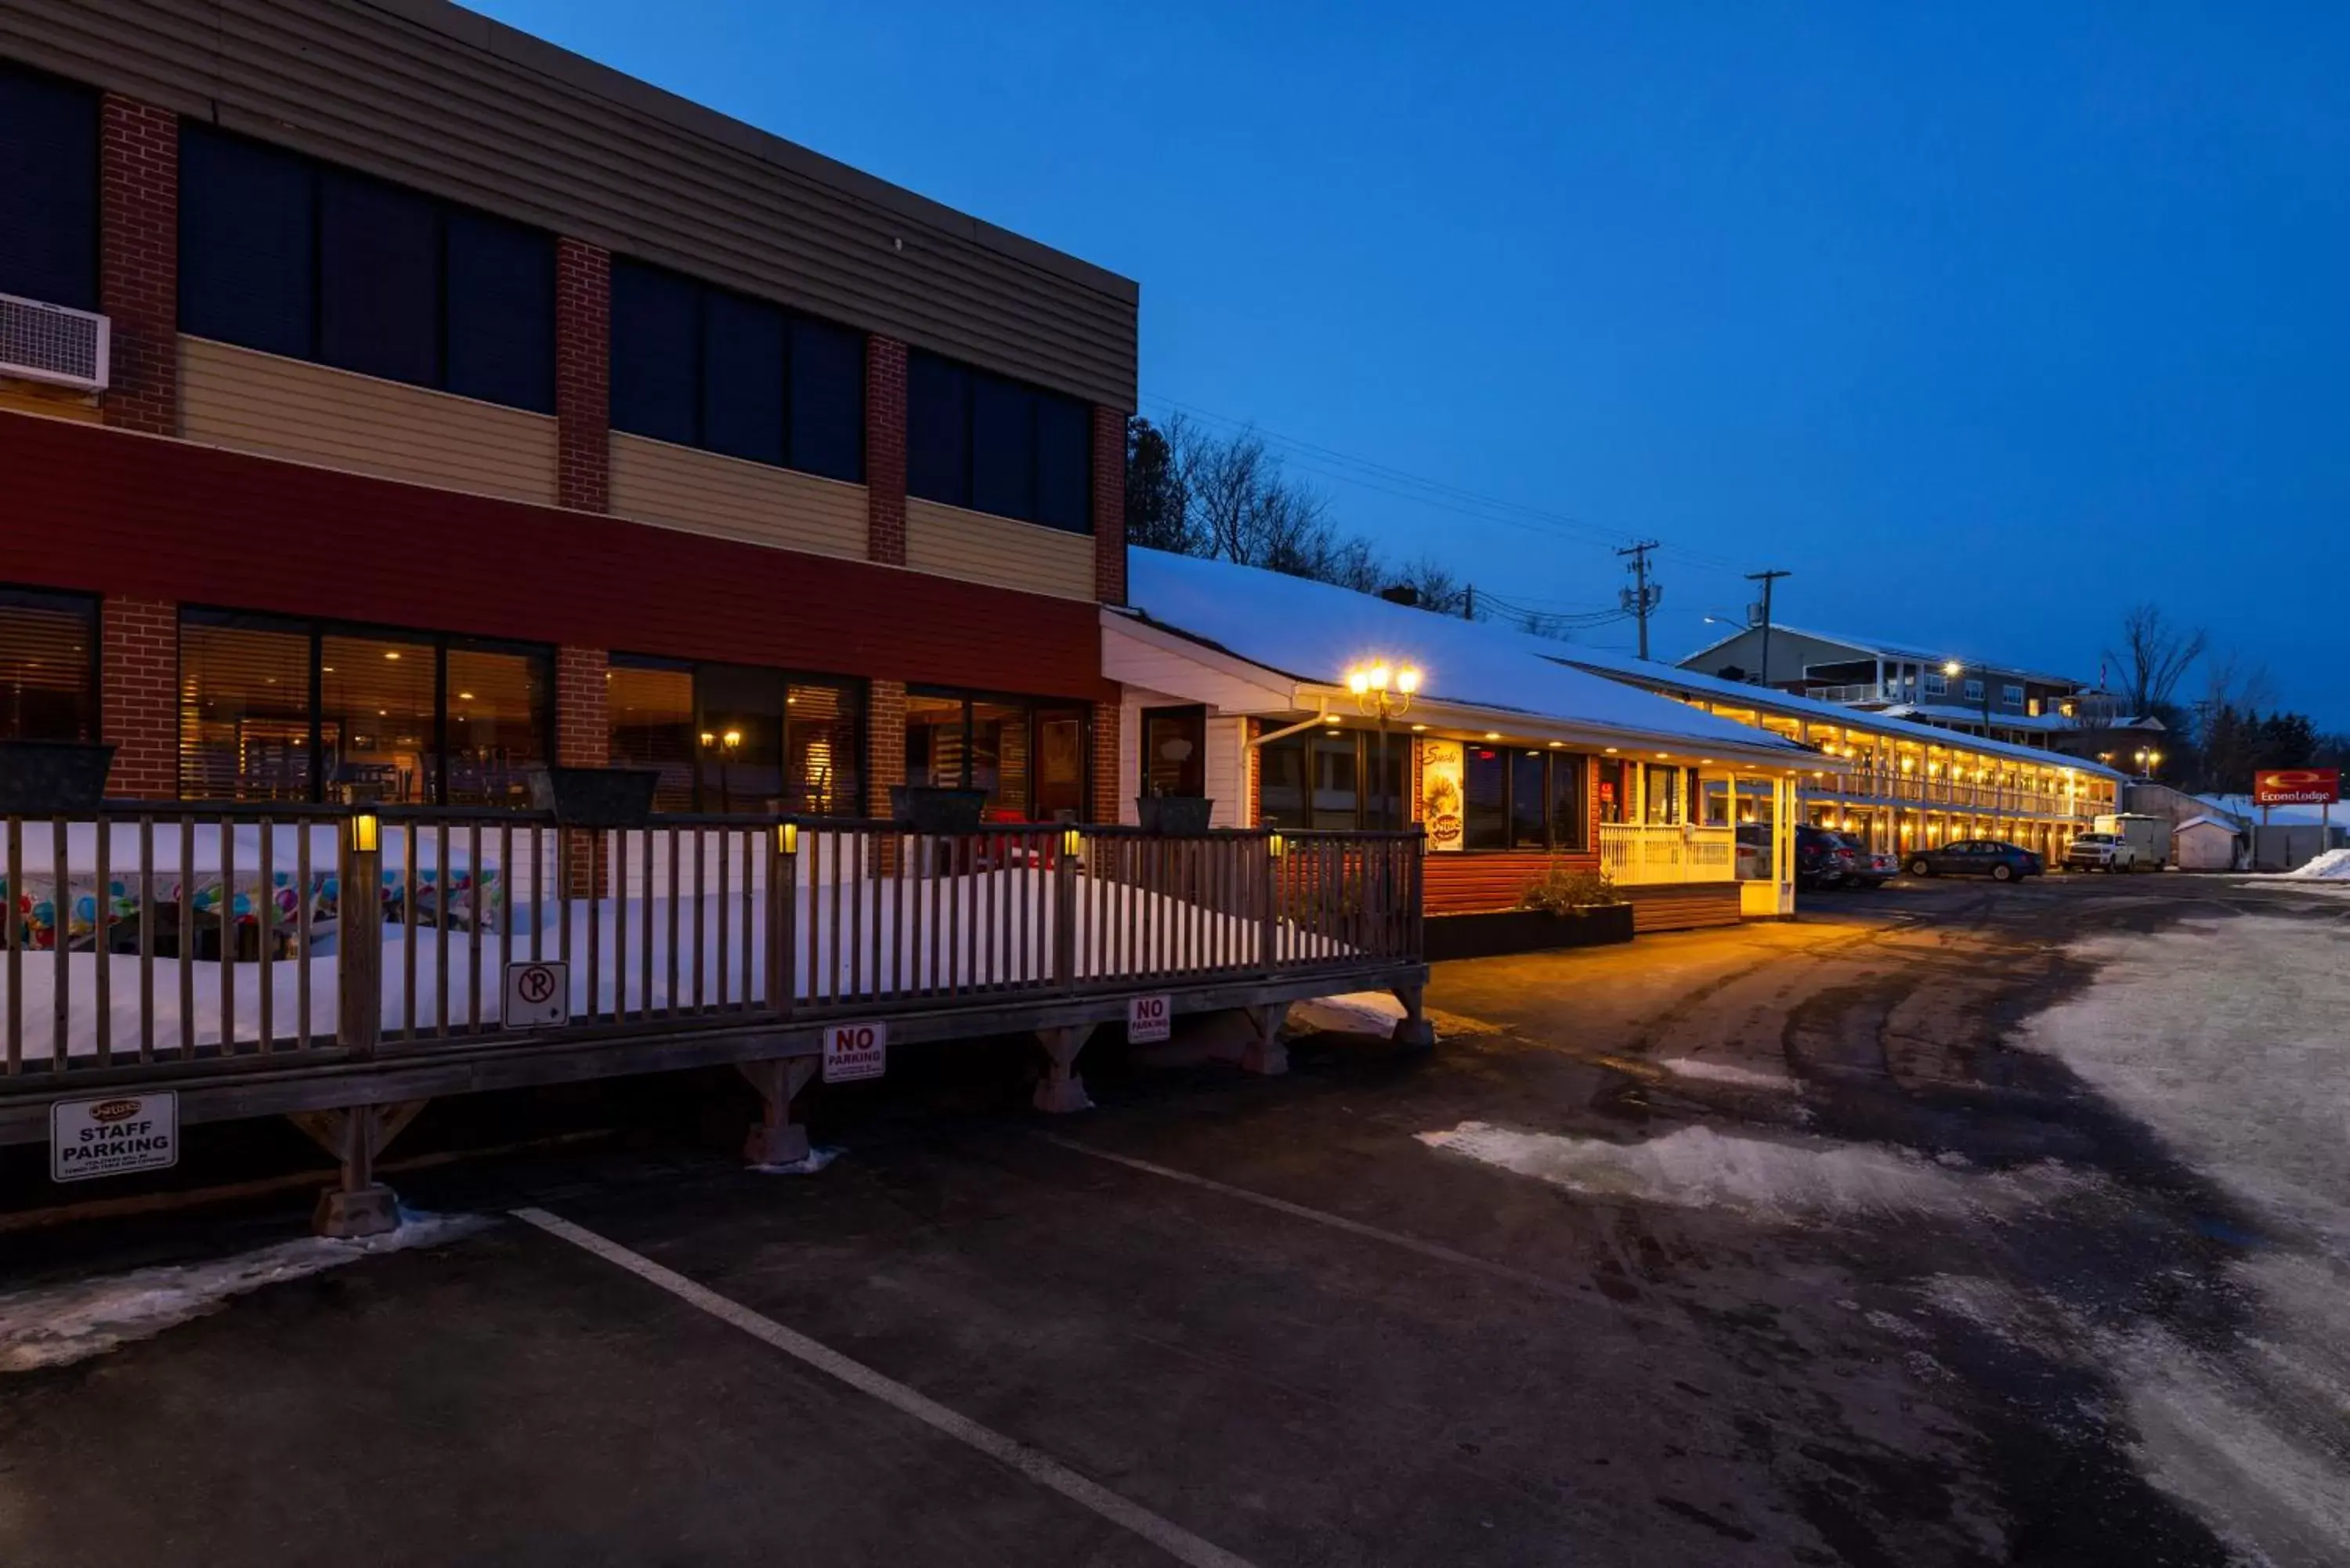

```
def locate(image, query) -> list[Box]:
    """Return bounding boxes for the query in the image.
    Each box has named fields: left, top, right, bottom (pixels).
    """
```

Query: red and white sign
left=1127, top=994, right=1173, bottom=1043
left=822, top=1022, right=887, bottom=1083
left=52, top=1092, right=179, bottom=1183
left=2254, top=768, right=2340, bottom=807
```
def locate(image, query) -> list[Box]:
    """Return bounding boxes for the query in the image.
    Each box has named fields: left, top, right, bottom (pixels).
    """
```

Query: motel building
left=1109, top=551, right=1835, bottom=943
left=1552, top=652, right=2127, bottom=866
left=0, top=0, right=1426, bottom=1230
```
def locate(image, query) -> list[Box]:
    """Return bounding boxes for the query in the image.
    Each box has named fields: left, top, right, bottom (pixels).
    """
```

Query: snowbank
left=2281, top=848, right=2350, bottom=881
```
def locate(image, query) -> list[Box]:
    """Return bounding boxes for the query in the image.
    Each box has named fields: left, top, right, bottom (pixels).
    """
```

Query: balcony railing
left=1598, top=822, right=1738, bottom=885
left=1808, top=771, right=2104, bottom=818
left=0, top=805, right=1423, bottom=1089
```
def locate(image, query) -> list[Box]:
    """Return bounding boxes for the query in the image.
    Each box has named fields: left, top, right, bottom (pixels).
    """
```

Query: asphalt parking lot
left=3, top=872, right=2345, bottom=1566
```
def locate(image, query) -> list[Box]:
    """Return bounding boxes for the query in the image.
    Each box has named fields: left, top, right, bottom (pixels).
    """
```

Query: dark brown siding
left=0, top=0, right=1138, bottom=409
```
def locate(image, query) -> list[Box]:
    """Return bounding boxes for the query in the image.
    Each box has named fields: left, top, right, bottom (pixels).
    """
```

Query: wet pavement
left=2, top=873, right=2345, bottom=1566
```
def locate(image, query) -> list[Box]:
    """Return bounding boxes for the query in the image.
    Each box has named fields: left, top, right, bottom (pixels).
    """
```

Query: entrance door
left=1031, top=706, right=1089, bottom=820
left=1140, top=705, right=1206, bottom=801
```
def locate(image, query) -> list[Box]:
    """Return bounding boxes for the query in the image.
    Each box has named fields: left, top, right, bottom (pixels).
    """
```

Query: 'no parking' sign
left=824, top=1022, right=887, bottom=1082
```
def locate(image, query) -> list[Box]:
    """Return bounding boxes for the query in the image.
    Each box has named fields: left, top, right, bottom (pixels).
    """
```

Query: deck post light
left=349, top=811, right=380, bottom=854
left=1343, top=660, right=1422, bottom=831
left=776, top=821, right=798, bottom=858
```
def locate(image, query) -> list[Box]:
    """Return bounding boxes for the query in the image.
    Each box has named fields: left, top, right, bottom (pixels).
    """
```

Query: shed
left=2172, top=815, right=2243, bottom=872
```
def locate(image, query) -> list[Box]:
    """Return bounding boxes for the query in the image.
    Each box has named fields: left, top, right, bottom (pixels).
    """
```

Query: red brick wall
left=1090, top=699, right=1120, bottom=822
left=866, top=678, right=906, bottom=818
left=866, top=336, right=908, bottom=565
left=1092, top=404, right=1126, bottom=605
left=555, top=238, right=610, bottom=513
left=555, top=647, right=609, bottom=767
left=0, top=411, right=1112, bottom=703
left=99, top=96, right=178, bottom=437
left=99, top=596, right=177, bottom=797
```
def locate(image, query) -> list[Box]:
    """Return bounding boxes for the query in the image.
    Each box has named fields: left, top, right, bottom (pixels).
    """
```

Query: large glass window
left=1550, top=755, right=1589, bottom=850
left=0, top=588, right=98, bottom=743
left=1643, top=764, right=1683, bottom=825
left=907, top=691, right=1087, bottom=819
left=1462, top=745, right=1507, bottom=849
left=608, top=258, right=864, bottom=482
left=0, top=65, right=98, bottom=311
left=1509, top=751, right=1549, bottom=849
left=178, top=612, right=551, bottom=803
left=179, top=124, right=554, bottom=411
left=1452, top=746, right=1588, bottom=850
left=607, top=656, right=863, bottom=815
left=906, top=349, right=1092, bottom=533
left=1258, top=729, right=1419, bottom=833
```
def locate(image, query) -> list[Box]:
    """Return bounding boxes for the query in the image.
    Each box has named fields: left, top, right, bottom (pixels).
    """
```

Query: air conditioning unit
left=0, top=292, right=110, bottom=393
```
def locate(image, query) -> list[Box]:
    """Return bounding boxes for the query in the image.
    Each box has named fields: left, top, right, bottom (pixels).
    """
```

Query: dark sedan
left=1905, top=839, right=2044, bottom=882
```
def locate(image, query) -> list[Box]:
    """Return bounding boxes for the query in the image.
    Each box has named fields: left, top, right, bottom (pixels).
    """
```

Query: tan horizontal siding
left=176, top=337, right=558, bottom=504
left=0, top=0, right=1137, bottom=409
left=905, top=497, right=1097, bottom=602
left=608, top=433, right=867, bottom=560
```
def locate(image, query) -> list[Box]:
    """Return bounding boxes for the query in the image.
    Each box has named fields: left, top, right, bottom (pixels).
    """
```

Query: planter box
left=1135, top=795, right=1215, bottom=835
left=1424, top=901, right=1635, bottom=963
left=890, top=785, right=989, bottom=835
left=0, top=740, right=117, bottom=815
left=528, top=766, right=661, bottom=829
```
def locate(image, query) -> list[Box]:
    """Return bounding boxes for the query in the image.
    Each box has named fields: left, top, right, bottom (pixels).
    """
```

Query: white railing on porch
left=1597, top=823, right=1738, bottom=885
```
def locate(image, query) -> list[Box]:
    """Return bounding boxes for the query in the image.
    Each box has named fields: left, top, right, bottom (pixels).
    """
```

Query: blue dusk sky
left=468, top=0, right=2349, bottom=726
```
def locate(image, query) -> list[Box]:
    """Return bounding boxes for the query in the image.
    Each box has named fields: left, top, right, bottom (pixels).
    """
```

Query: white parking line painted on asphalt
left=511, top=1206, right=1260, bottom=1568
left=1032, top=1135, right=1581, bottom=1301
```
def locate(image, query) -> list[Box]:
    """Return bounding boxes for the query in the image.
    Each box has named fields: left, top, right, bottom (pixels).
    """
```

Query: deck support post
left=1033, top=1023, right=1096, bottom=1113
left=739, top=1057, right=820, bottom=1165
left=1390, top=984, right=1437, bottom=1051
left=289, top=1099, right=427, bottom=1238
left=1239, top=1003, right=1289, bottom=1075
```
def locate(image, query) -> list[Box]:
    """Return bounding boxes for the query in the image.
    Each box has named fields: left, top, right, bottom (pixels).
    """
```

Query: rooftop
left=1679, top=622, right=2084, bottom=691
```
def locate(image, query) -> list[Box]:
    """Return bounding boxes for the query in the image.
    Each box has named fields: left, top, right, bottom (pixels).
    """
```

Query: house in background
left=1676, top=622, right=2094, bottom=750
left=1109, top=549, right=1834, bottom=934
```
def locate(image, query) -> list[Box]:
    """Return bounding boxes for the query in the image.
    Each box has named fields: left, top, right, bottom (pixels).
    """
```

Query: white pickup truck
left=2064, top=813, right=2171, bottom=872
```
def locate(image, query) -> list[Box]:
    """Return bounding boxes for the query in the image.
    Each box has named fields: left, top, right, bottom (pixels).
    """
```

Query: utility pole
left=1746, top=569, right=1790, bottom=688
left=1616, top=540, right=1661, bottom=660
left=1462, top=583, right=1475, bottom=622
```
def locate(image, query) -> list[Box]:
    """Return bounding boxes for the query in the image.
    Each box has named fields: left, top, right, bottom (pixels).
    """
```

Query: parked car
left=1842, top=840, right=1899, bottom=889
left=1795, top=824, right=1857, bottom=889
left=1907, top=840, right=2044, bottom=882
left=2064, top=831, right=2147, bottom=873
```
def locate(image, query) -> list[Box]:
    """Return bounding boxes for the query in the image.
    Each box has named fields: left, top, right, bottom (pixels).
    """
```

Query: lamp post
left=1343, top=661, right=1423, bottom=829
left=2132, top=746, right=2164, bottom=782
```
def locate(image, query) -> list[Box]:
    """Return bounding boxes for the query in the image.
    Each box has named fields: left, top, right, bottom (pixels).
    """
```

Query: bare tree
left=2106, top=604, right=2207, bottom=717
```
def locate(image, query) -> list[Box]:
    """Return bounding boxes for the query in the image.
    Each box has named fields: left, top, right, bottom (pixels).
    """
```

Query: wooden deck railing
left=0, top=805, right=1423, bottom=1089
left=1598, top=823, right=1738, bottom=884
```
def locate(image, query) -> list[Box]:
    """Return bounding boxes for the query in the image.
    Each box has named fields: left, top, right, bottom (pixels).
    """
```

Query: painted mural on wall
left=1419, top=739, right=1464, bottom=852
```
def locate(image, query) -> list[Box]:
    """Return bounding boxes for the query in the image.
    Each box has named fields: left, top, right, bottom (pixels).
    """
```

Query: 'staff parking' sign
left=1127, top=994, right=1173, bottom=1043
left=824, top=1022, right=887, bottom=1082
left=2254, top=768, right=2340, bottom=807
left=52, top=1092, right=179, bottom=1183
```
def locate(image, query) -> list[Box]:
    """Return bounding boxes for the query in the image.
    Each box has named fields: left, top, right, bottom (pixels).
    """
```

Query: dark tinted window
left=319, top=169, right=439, bottom=386
left=0, top=66, right=97, bottom=311
left=0, top=588, right=97, bottom=742
left=1259, top=733, right=1307, bottom=830
left=789, top=316, right=864, bottom=482
left=907, top=352, right=971, bottom=507
left=700, top=288, right=786, bottom=464
left=1463, top=746, right=1507, bottom=850
left=1550, top=753, right=1588, bottom=850
left=179, top=125, right=316, bottom=359
left=1510, top=752, right=1548, bottom=848
left=1035, top=396, right=1092, bottom=533
left=610, top=259, right=699, bottom=446
left=444, top=212, right=553, bottom=412
left=971, top=375, right=1036, bottom=519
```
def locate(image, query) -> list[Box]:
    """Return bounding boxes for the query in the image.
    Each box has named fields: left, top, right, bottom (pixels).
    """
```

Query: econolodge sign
left=52, top=1092, right=179, bottom=1183
left=2253, top=768, right=2341, bottom=807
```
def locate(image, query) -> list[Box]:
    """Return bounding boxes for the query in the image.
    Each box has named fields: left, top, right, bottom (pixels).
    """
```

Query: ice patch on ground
left=1415, top=1121, right=2079, bottom=1222
left=1656, top=1057, right=1800, bottom=1092
left=0, top=1210, right=486, bottom=1372
left=750, top=1146, right=841, bottom=1176
left=2280, top=847, right=2350, bottom=881
left=1290, top=992, right=1406, bottom=1037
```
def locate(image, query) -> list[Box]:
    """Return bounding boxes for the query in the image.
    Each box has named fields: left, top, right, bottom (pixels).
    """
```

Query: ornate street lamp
left=1343, top=660, right=1423, bottom=830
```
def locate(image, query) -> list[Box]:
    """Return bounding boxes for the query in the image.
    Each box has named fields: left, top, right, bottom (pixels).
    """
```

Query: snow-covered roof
left=1878, top=702, right=2065, bottom=732
left=1120, top=550, right=1819, bottom=764
left=2203, top=793, right=2347, bottom=829
left=1554, top=641, right=2128, bottom=779
left=1677, top=622, right=2084, bottom=689
left=2174, top=815, right=2241, bottom=836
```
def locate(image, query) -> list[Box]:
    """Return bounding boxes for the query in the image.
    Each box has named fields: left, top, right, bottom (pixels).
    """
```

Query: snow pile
left=0, top=1210, right=486, bottom=1372
left=2281, top=848, right=2350, bottom=881
left=1415, top=1121, right=2077, bottom=1222
left=1656, top=1057, right=1800, bottom=1093
left=1289, top=991, right=1407, bottom=1036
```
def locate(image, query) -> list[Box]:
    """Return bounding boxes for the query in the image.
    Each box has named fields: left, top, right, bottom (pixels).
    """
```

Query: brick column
left=1090, top=700, right=1120, bottom=824
left=555, top=239, right=610, bottom=513
left=100, top=597, right=178, bottom=797
left=1092, top=405, right=1127, bottom=605
left=866, top=336, right=908, bottom=565
left=99, top=96, right=178, bottom=437
left=555, top=646, right=609, bottom=894
left=866, top=678, right=906, bottom=819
